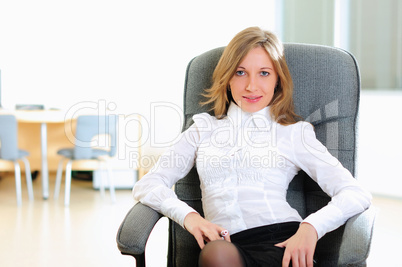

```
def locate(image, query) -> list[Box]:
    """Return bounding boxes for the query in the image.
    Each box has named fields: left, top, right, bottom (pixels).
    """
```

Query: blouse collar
left=226, top=102, right=273, bottom=130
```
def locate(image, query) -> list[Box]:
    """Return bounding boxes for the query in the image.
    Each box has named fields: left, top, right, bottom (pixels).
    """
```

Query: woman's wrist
left=300, top=222, right=318, bottom=240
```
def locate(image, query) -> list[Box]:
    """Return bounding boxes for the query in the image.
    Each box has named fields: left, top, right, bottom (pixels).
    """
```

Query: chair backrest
left=168, top=44, right=360, bottom=266
left=0, top=115, right=19, bottom=160
left=73, top=115, right=117, bottom=160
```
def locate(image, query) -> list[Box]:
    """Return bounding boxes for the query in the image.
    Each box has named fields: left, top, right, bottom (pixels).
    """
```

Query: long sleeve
left=132, top=123, right=201, bottom=228
left=290, top=122, right=372, bottom=239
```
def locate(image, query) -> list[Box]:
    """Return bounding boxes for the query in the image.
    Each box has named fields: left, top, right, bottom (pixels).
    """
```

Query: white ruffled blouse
left=132, top=103, right=371, bottom=239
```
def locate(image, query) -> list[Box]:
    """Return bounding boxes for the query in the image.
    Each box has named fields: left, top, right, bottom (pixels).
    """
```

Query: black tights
left=198, top=240, right=245, bottom=267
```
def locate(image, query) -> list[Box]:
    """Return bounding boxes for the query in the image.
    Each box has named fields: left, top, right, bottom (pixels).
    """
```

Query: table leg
left=41, top=122, right=49, bottom=199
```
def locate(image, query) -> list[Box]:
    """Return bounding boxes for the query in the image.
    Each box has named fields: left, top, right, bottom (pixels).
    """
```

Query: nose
left=246, top=76, right=257, bottom=92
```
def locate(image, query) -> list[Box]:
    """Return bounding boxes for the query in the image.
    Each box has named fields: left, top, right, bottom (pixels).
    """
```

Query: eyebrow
left=237, top=66, right=274, bottom=70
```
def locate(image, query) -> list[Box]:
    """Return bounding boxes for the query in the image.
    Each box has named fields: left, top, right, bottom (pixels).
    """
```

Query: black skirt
left=230, top=222, right=300, bottom=267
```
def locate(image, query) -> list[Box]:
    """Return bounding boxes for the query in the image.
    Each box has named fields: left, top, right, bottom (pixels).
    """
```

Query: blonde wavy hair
left=202, top=27, right=299, bottom=125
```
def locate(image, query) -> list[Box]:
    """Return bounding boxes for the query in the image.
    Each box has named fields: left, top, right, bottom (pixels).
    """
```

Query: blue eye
left=236, top=70, right=245, bottom=76
left=261, top=71, right=270, bottom=76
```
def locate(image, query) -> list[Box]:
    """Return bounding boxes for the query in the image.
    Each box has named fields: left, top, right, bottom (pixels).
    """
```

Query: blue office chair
left=0, top=114, right=34, bottom=205
left=54, top=115, right=117, bottom=206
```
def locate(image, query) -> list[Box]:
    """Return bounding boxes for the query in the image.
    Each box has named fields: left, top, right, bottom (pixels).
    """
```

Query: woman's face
left=229, top=46, right=278, bottom=113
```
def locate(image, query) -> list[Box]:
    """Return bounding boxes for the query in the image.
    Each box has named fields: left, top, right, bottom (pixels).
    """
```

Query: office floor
left=0, top=172, right=400, bottom=267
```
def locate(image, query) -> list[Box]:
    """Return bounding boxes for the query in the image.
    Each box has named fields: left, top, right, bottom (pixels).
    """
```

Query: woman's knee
left=198, top=240, right=244, bottom=267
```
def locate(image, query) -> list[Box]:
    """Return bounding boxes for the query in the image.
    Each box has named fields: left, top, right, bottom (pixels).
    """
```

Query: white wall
left=0, top=0, right=278, bottom=158
left=357, top=90, right=402, bottom=198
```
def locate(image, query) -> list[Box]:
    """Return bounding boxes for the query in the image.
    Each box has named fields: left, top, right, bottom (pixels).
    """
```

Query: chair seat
left=0, top=149, right=29, bottom=161
left=57, top=148, right=110, bottom=160
left=18, top=149, right=29, bottom=159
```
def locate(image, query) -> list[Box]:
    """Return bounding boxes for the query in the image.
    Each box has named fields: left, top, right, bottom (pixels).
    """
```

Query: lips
left=243, top=95, right=262, bottom=103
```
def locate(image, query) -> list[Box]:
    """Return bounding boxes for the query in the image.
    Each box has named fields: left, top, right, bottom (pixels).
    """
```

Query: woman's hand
left=184, top=212, right=231, bottom=249
left=275, top=222, right=318, bottom=267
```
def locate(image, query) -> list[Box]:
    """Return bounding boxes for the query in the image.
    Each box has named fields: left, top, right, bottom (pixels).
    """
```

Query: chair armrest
left=116, top=202, right=164, bottom=257
left=338, top=206, right=377, bottom=266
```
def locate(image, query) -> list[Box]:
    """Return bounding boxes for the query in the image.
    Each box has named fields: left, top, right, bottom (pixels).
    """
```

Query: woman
left=133, top=27, right=371, bottom=267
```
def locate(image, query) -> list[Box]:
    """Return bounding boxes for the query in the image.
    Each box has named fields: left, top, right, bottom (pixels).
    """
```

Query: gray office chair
left=0, top=114, right=34, bottom=205
left=54, top=115, right=117, bottom=206
left=116, top=44, right=376, bottom=266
